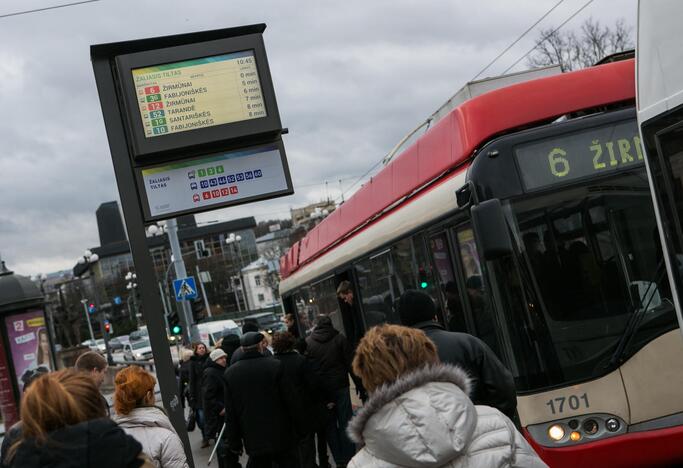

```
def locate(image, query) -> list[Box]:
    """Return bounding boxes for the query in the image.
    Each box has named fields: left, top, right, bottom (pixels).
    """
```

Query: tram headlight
left=548, top=424, right=565, bottom=441
left=583, top=419, right=598, bottom=435
left=570, top=431, right=582, bottom=442
left=606, top=418, right=620, bottom=432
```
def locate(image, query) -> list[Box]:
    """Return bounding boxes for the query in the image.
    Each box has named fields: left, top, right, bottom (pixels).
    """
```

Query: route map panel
left=140, top=144, right=288, bottom=218
left=132, top=50, right=266, bottom=138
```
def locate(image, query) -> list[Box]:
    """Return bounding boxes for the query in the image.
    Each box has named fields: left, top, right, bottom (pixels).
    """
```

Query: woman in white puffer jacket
left=347, top=324, right=548, bottom=468
left=113, top=366, right=189, bottom=468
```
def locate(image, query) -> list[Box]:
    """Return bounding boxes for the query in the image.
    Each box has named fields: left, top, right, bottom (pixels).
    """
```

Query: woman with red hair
left=113, top=366, right=189, bottom=468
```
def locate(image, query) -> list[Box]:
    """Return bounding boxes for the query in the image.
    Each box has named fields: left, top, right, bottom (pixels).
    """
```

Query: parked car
left=129, top=327, right=149, bottom=342
left=123, top=339, right=153, bottom=361
left=242, top=312, right=285, bottom=334
left=81, top=339, right=106, bottom=353
left=197, top=320, right=241, bottom=347
left=109, top=335, right=130, bottom=352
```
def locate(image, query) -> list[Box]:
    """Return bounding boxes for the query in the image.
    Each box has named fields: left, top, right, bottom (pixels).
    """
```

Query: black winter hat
left=240, top=331, right=264, bottom=347
left=398, top=290, right=437, bottom=326
left=242, top=322, right=259, bottom=333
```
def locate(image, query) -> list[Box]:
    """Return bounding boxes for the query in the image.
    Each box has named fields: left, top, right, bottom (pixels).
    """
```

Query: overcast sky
left=0, top=0, right=637, bottom=276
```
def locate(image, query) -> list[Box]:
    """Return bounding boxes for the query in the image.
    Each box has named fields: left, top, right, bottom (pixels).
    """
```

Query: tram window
left=355, top=252, right=400, bottom=327
left=455, top=227, right=499, bottom=352
left=410, top=233, right=441, bottom=312
left=311, top=277, right=345, bottom=335
left=500, top=170, right=677, bottom=390
left=429, top=232, right=465, bottom=331
left=293, top=287, right=316, bottom=337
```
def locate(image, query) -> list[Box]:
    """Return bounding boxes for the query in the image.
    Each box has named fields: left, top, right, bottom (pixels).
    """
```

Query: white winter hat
left=209, top=349, right=227, bottom=362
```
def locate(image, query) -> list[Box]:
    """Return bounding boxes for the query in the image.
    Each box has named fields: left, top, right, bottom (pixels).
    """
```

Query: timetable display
left=139, top=143, right=290, bottom=219
left=132, top=51, right=266, bottom=138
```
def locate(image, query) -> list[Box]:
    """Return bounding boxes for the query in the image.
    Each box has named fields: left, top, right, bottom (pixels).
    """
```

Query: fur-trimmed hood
left=347, top=363, right=477, bottom=467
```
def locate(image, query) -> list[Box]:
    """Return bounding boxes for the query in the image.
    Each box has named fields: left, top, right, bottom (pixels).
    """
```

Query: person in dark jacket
left=220, top=333, right=241, bottom=363
left=189, top=341, right=210, bottom=447
left=202, top=349, right=228, bottom=441
left=4, top=369, right=151, bottom=468
left=305, top=316, right=356, bottom=467
left=178, top=348, right=193, bottom=409
left=398, top=290, right=518, bottom=419
left=273, top=331, right=332, bottom=468
left=229, top=323, right=272, bottom=365
left=224, top=332, right=302, bottom=468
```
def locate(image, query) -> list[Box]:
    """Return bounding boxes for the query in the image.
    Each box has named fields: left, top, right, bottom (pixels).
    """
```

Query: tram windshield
left=494, top=170, right=678, bottom=391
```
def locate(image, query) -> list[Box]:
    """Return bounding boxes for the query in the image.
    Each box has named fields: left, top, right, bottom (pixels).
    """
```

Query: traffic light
left=418, top=267, right=429, bottom=289
left=104, top=320, right=111, bottom=334
left=169, top=312, right=182, bottom=337
left=172, top=324, right=182, bottom=336
left=88, top=303, right=96, bottom=314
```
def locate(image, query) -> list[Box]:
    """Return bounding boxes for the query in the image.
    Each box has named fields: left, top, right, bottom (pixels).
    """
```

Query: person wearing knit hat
left=202, top=348, right=228, bottom=452
left=397, top=289, right=517, bottom=419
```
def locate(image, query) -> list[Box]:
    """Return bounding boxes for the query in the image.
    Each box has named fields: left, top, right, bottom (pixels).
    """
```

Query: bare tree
left=527, top=18, right=634, bottom=72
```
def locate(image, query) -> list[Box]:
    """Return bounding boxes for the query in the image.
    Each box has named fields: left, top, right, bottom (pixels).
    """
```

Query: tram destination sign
left=515, top=119, right=643, bottom=191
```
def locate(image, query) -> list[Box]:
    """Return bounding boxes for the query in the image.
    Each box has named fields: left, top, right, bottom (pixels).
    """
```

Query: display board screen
left=132, top=50, right=266, bottom=138
left=139, top=143, right=290, bottom=219
left=4, top=310, right=53, bottom=394
left=515, top=119, right=642, bottom=191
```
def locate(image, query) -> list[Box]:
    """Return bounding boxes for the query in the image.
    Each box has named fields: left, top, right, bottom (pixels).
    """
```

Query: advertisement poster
left=0, top=330, right=19, bottom=429
left=5, top=310, right=52, bottom=393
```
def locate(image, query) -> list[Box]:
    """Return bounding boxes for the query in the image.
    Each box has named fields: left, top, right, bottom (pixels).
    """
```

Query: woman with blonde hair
left=4, top=369, right=151, bottom=468
left=113, top=366, right=189, bottom=468
left=347, top=324, right=547, bottom=468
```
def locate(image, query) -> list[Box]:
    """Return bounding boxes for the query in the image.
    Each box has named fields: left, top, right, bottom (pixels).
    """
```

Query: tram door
left=637, top=0, right=683, bottom=334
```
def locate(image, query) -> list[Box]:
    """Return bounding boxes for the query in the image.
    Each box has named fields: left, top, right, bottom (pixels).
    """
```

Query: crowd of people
left=0, top=288, right=548, bottom=468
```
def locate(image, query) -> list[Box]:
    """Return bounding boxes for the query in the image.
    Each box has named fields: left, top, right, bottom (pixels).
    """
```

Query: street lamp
left=125, top=272, right=139, bottom=325
left=226, top=233, right=250, bottom=311
left=76, top=250, right=113, bottom=365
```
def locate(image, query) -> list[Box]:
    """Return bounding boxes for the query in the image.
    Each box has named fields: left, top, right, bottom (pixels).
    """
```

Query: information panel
left=132, top=50, right=266, bottom=138
left=139, top=143, right=289, bottom=218
left=515, top=119, right=642, bottom=191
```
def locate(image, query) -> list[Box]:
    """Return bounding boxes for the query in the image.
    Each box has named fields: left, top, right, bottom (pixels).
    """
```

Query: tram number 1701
left=546, top=393, right=590, bottom=415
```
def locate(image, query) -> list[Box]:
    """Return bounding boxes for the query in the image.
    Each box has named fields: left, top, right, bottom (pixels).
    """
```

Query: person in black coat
left=229, top=323, right=272, bottom=365
left=3, top=369, right=148, bottom=468
left=305, top=316, right=356, bottom=467
left=189, top=341, right=210, bottom=447
left=273, top=331, right=332, bottom=468
left=223, top=332, right=302, bottom=468
left=202, top=349, right=228, bottom=441
left=220, top=333, right=241, bottom=363
left=398, top=290, right=518, bottom=419
left=178, top=348, right=193, bottom=409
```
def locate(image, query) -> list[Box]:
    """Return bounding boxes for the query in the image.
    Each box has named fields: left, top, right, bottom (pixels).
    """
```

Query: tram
left=637, top=2, right=683, bottom=337
left=280, top=57, right=683, bottom=467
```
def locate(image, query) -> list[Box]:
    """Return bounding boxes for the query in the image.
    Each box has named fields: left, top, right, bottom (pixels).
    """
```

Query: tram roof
left=280, top=59, right=635, bottom=282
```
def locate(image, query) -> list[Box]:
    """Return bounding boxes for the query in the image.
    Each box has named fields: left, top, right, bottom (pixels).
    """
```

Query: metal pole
left=196, top=265, right=212, bottom=318
left=92, top=55, right=193, bottom=465
left=233, top=276, right=242, bottom=313
left=158, top=281, right=171, bottom=334
left=167, top=218, right=198, bottom=342
left=81, top=299, right=95, bottom=342
left=91, top=274, right=114, bottom=366
left=234, top=242, right=250, bottom=311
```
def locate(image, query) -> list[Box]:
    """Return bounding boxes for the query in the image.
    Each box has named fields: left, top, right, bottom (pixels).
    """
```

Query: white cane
left=207, top=422, right=227, bottom=466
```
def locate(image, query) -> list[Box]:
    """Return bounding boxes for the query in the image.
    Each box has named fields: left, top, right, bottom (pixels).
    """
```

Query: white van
left=196, top=320, right=241, bottom=347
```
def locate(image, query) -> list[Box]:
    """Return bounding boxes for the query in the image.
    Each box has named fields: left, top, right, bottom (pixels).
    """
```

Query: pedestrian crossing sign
left=173, top=277, right=198, bottom=301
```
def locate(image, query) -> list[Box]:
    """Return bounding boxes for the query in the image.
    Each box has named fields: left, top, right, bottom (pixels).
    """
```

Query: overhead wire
left=470, top=0, right=566, bottom=81
left=501, top=0, right=595, bottom=74
left=0, top=0, right=100, bottom=19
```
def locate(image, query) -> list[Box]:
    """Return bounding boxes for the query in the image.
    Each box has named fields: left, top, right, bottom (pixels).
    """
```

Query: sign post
left=91, top=24, right=293, bottom=467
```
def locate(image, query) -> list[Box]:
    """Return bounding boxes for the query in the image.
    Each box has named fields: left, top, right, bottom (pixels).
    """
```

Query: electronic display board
left=136, top=141, right=291, bottom=220
left=132, top=51, right=266, bottom=138
left=114, top=33, right=282, bottom=158
left=515, top=119, right=642, bottom=191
